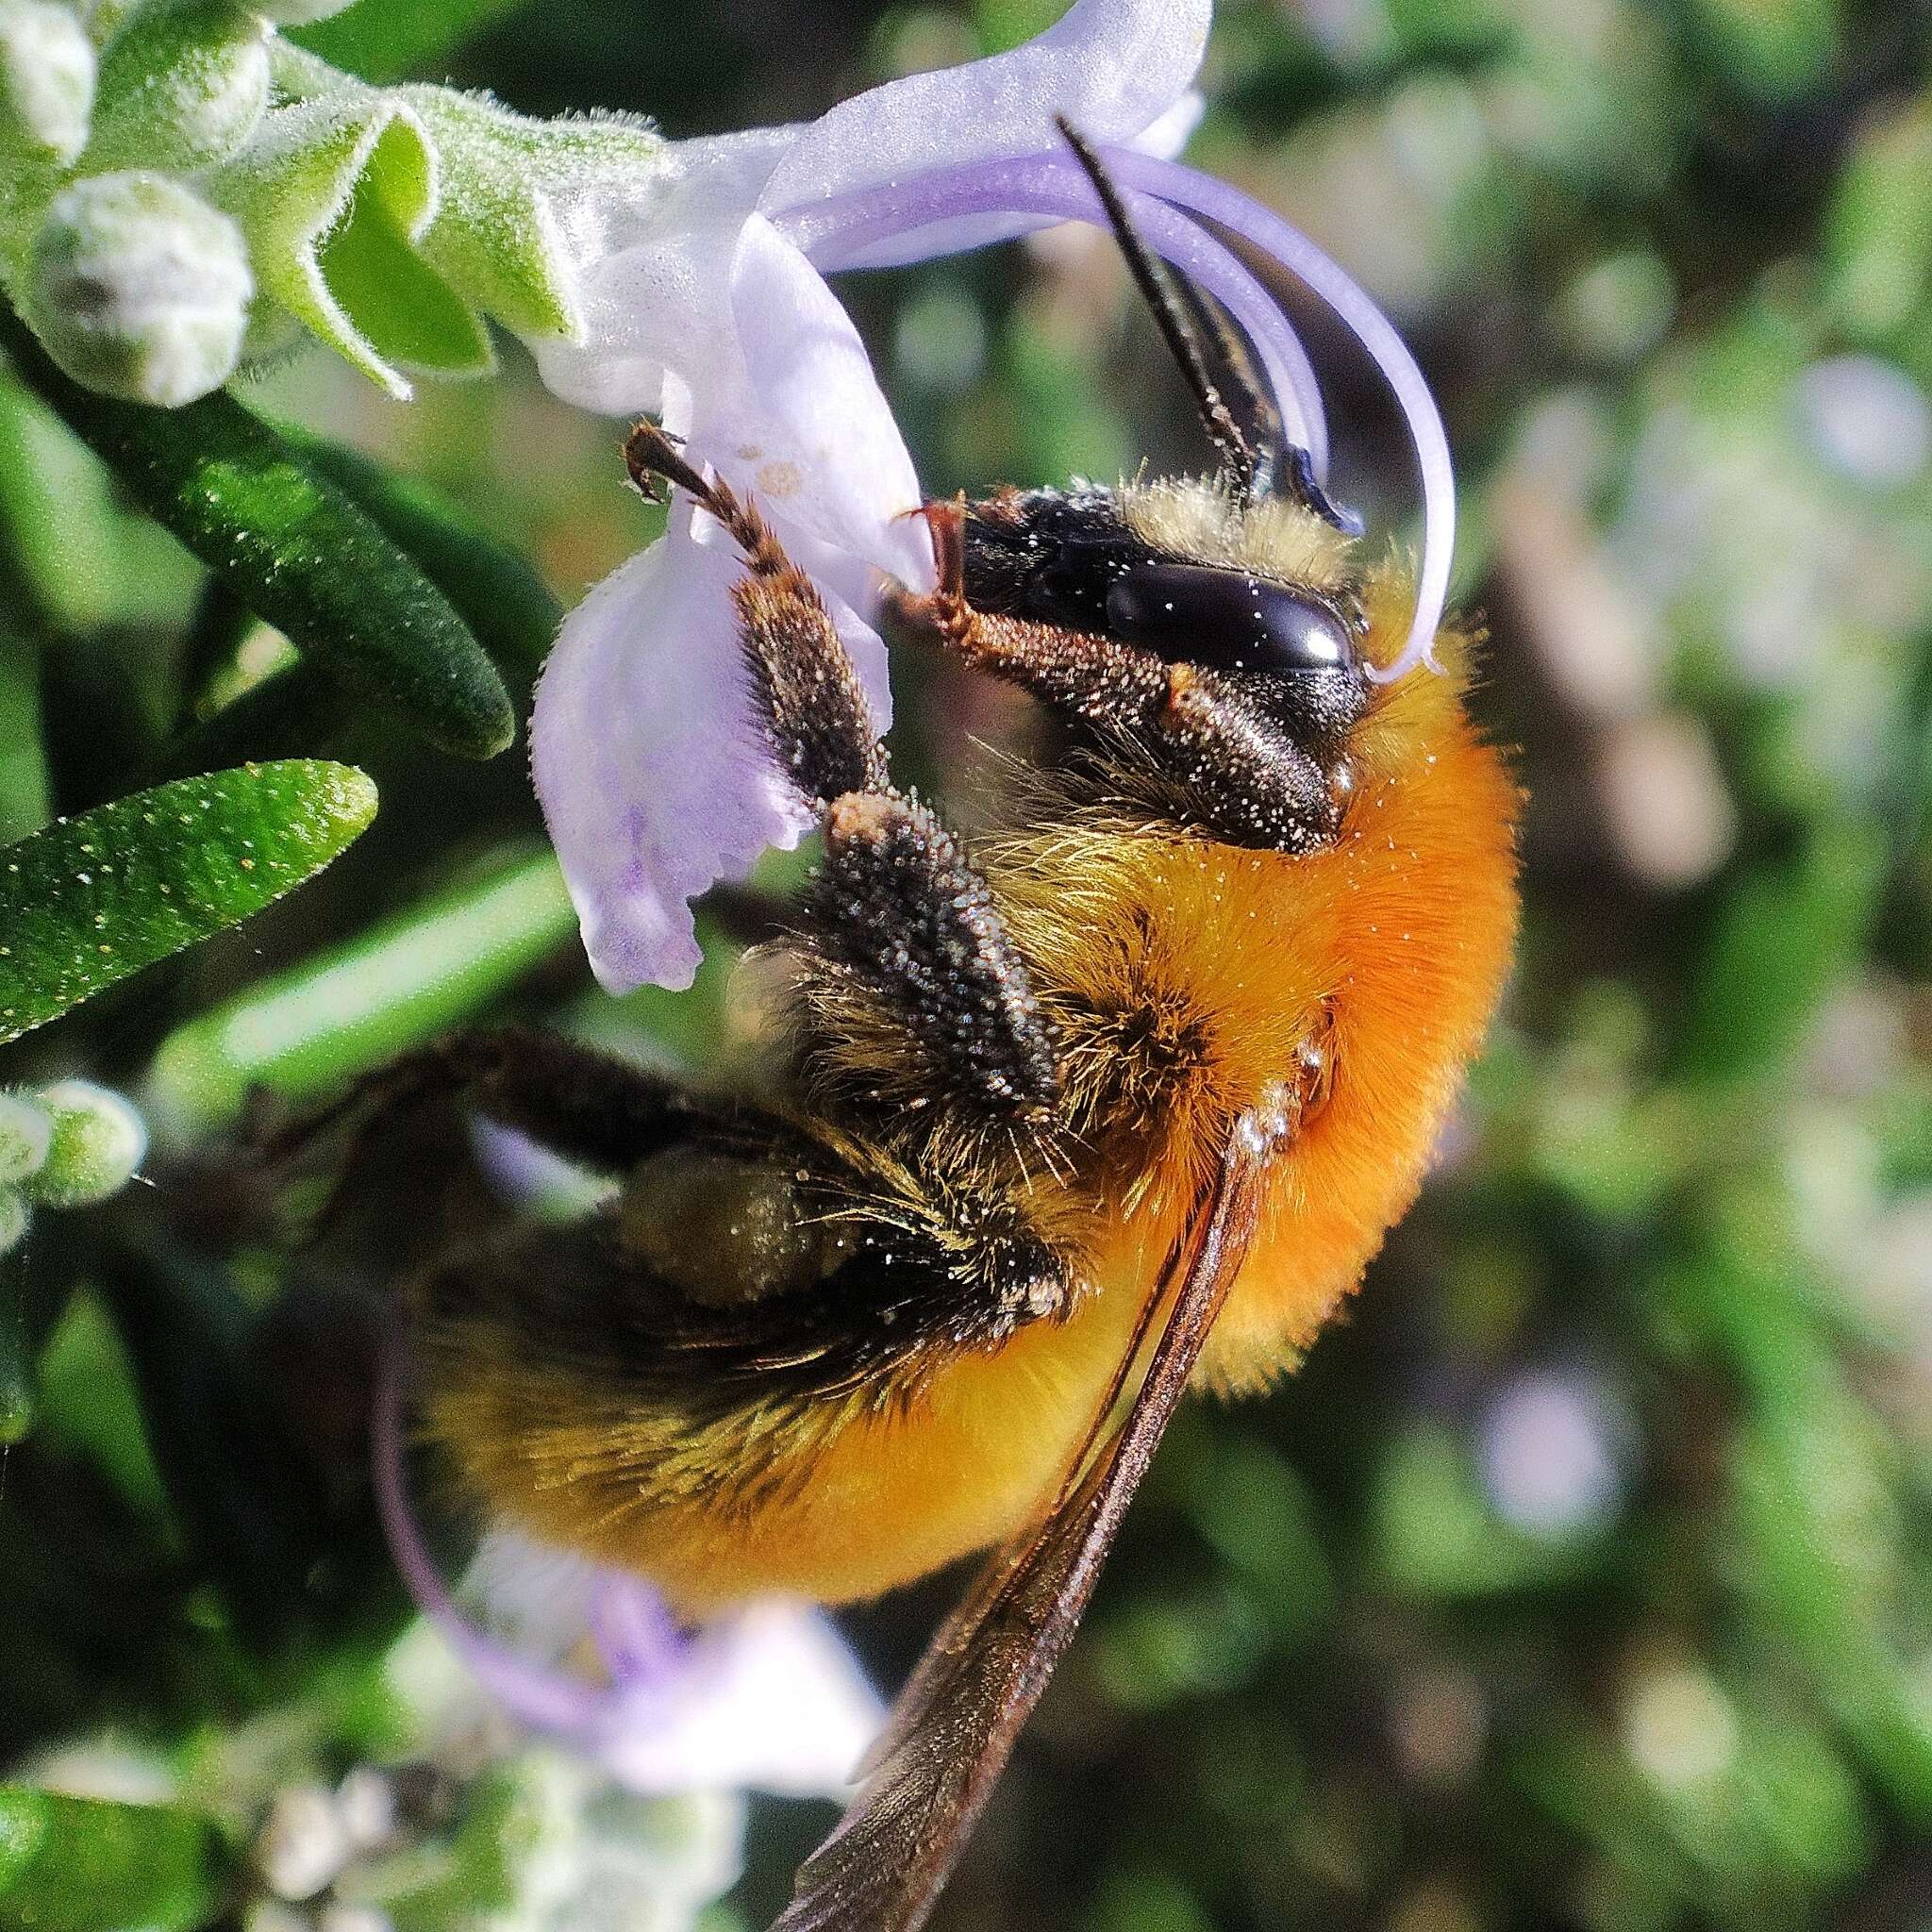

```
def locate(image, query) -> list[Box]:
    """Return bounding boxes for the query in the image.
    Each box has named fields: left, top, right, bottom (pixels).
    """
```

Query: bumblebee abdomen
left=412, top=1211, right=1149, bottom=1612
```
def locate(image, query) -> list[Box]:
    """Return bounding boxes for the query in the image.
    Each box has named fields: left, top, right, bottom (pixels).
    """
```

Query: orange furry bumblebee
left=321, top=137, right=1519, bottom=1932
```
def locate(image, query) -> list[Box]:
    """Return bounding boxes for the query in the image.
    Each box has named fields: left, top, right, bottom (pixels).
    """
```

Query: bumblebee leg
left=625, top=424, right=1060, bottom=1118
left=891, top=496, right=1171, bottom=734
left=801, top=791, right=1058, bottom=1113
left=625, top=422, right=885, bottom=805
left=267, top=1026, right=703, bottom=1180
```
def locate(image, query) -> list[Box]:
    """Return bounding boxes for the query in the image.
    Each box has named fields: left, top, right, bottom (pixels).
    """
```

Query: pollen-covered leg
left=802, top=791, right=1058, bottom=1114
left=625, top=420, right=1061, bottom=1124
left=625, top=421, right=885, bottom=805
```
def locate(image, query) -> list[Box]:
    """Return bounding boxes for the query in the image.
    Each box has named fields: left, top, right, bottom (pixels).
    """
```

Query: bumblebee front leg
left=625, top=425, right=1059, bottom=1119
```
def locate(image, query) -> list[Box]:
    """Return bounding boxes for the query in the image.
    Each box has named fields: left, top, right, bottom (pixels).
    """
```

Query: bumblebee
left=318, top=132, right=1518, bottom=1932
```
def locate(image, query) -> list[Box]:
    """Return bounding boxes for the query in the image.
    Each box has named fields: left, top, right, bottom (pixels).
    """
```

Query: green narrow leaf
left=0, top=300, right=515, bottom=759
left=0, top=760, right=377, bottom=1045
left=148, top=845, right=576, bottom=1132
left=0, top=1786, right=225, bottom=1932
left=292, top=434, right=560, bottom=675
left=291, top=0, right=536, bottom=83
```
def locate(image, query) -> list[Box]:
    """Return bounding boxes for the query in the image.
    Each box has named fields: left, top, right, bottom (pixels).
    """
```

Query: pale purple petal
left=530, top=502, right=814, bottom=995
left=758, top=0, right=1210, bottom=224
left=594, top=1605, right=883, bottom=1799
left=777, top=153, right=1328, bottom=478
left=534, top=128, right=797, bottom=415
left=701, top=214, right=933, bottom=590
left=1132, top=88, right=1206, bottom=161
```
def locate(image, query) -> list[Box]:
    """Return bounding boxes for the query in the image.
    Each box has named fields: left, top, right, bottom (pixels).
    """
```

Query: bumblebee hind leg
left=264, top=1025, right=710, bottom=1201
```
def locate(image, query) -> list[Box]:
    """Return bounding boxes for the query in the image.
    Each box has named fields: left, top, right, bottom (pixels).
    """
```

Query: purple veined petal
left=531, top=500, right=815, bottom=995
left=775, top=154, right=1327, bottom=476
left=536, top=216, right=930, bottom=997
left=758, top=0, right=1210, bottom=222
left=1102, top=147, right=1456, bottom=684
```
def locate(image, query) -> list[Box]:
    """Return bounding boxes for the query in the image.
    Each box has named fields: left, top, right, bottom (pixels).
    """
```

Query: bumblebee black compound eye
left=1106, top=563, right=1357, bottom=677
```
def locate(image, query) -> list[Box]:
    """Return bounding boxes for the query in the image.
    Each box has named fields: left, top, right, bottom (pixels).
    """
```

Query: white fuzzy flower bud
left=25, top=1078, right=147, bottom=1207
left=0, top=1092, right=52, bottom=1186
left=0, top=0, right=96, bottom=165
left=25, top=170, right=253, bottom=405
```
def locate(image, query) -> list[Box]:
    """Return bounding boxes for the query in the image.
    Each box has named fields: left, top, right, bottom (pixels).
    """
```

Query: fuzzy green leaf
left=0, top=760, right=377, bottom=1045
left=400, top=86, right=663, bottom=342
left=0, top=300, right=516, bottom=758
left=290, top=0, right=534, bottom=83
left=0, top=1786, right=225, bottom=1932
left=208, top=85, right=481, bottom=399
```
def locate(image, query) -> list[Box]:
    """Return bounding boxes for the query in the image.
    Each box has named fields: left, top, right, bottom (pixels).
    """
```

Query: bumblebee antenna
left=1055, top=115, right=1260, bottom=503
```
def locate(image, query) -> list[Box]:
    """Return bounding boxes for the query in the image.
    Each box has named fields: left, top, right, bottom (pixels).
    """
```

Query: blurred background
left=4, top=1, right=1932, bottom=1927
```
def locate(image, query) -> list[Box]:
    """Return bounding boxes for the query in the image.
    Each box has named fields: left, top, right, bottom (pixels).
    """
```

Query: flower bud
left=0, top=1186, right=26, bottom=1257
left=25, top=1078, right=147, bottom=1208
left=25, top=171, right=253, bottom=406
left=0, top=1092, right=52, bottom=1186
left=0, top=0, right=96, bottom=166
left=86, top=0, right=268, bottom=174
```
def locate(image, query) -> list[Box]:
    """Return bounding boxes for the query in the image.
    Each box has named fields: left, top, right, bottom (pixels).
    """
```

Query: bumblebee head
left=958, top=473, right=1374, bottom=785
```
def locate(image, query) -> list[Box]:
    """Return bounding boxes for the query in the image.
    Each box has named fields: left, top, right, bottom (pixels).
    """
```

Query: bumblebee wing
left=768, top=1114, right=1275, bottom=1932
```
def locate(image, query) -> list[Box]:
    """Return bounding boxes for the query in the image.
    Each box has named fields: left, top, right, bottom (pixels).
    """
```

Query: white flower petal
left=532, top=127, right=794, bottom=414
left=596, top=1604, right=884, bottom=1800
left=530, top=502, right=812, bottom=994
left=706, top=213, right=933, bottom=589
left=758, top=0, right=1210, bottom=219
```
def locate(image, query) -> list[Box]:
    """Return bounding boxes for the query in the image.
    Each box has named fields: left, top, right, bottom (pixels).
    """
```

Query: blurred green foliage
left=2, top=1, right=1931, bottom=1929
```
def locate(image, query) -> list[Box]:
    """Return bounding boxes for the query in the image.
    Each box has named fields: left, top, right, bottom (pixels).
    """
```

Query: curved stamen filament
left=372, top=1329, right=675, bottom=1736
left=776, top=156, right=1328, bottom=479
